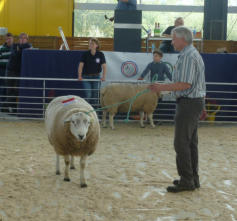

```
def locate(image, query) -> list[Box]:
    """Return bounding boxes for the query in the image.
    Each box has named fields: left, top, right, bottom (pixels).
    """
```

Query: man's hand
left=148, top=83, right=162, bottom=92
left=78, top=76, right=83, bottom=81
left=101, top=77, right=105, bottom=81
left=138, top=77, right=144, bottom=80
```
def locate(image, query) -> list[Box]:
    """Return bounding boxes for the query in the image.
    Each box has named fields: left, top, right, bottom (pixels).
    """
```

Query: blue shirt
left=140, top=61, right=172, bottom=82
left=173, top=44, right=206, bottom=98
left=116, top=0, right=137, bottom=10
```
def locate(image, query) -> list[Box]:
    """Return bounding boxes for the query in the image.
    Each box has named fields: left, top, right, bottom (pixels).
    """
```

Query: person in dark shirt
left=105, top=0, right=137, bottom=22
left=0, top=33, right=14, bottom=104
left=2, top=32, right=32, bottom=113
left=159, top=17, right=184, bottom=53
left=138, top=50, right=172, bottom=82
left=78, top=38, right=107, bottom=105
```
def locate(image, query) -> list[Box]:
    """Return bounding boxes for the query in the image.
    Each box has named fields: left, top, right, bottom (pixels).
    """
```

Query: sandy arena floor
left=0, top=120, right=237, bottom=221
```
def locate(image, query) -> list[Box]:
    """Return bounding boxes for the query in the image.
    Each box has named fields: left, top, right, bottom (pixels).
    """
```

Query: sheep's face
left=67, top=112, right=91, bottom=142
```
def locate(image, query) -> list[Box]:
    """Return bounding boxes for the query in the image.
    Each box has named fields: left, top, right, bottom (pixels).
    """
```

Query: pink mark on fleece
left=62, top=97, right=76, bottom=105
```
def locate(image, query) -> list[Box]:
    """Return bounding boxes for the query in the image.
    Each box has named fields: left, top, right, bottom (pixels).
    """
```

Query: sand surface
left=0, top=121, right=237, bottom=221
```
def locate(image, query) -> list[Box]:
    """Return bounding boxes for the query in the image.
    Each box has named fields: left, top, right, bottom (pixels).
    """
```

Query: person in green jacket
left=0, top=33, right=14, bottom=104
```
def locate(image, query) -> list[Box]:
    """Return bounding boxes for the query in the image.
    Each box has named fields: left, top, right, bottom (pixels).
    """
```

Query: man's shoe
left=167, top=184, right=195, bottom=193
left=173, top=179, right=200, bottom=188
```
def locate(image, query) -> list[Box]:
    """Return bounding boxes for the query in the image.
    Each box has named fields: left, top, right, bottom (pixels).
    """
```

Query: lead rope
left=87, top=74, right=158, bottom=122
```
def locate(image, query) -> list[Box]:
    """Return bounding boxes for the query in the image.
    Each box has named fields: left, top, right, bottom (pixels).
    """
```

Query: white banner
left=103, top=51, right=178, bottom=82
left=102, top=51, right=178, bottom=101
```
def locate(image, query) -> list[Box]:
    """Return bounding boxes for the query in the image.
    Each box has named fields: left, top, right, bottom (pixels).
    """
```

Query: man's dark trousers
left=174, top=97, right=204, bottom=186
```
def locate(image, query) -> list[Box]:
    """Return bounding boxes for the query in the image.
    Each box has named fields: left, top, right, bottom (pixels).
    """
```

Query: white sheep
left=45, top=95, right=100, bottom=188
left=100, top=83, right=160, bottom=129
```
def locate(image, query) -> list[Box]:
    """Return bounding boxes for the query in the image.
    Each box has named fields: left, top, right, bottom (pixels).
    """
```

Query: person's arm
left=78, top=62, right=84, bottom=81
left=19, top=43, right=32, bottom=50
left=149, top=82, right=191, bottom=92
left=138, top=63, right=151, bottom=80
left=101, top=63, right=106, bottom=81
left=162, top=26, right=172, bottom=37
left=163, top=64, right=172, bottom=81
left=100, top=52, right=106, bottom=81
left=149, top=55, right=195, bottom=92
left=0, top=50, right=11, bottom=59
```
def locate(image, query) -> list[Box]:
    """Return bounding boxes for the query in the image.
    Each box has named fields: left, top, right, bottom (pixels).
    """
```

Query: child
left=138, top=50, right=172, bottom=82
left=78, top=38, right=107, bottom=105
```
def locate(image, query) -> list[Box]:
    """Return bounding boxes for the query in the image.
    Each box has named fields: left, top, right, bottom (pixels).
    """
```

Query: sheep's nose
left=78, top=135, right=84, bottom=140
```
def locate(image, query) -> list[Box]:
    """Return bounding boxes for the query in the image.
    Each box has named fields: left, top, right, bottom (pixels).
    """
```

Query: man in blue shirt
left=138, top=50, right=172, bottom=82
left=105, top=0, right=137, bottom=22
left=116, top=0, right=137, bottom=10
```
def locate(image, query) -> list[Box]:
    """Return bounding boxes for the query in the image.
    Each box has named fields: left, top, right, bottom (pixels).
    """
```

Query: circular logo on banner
left=163, top=61, right=174, bottom=74
left=121, top=61, right=138, bottom=78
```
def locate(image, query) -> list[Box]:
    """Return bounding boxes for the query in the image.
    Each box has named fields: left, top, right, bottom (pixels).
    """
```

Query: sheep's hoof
left=64, top=178, right=70, bottom=182
left=81, top=183, right=87, bottom=188
left=70, top=166, right=76, bottom=170
left=102, top=125, right=107, bottom=128
left=140, top=125, right=145, bottom=128
left=151, top=125, right=156, bottom=129
left=56, top=171, right=61, bottom=175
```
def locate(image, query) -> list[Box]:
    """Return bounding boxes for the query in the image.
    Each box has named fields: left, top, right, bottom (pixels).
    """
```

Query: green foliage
left=74, top=1, right=237, bottom=40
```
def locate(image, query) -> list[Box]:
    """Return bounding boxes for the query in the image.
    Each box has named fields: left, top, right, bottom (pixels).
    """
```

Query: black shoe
left=173, top=179, right=200, bottom=188
left=167, top=184, right=195, bottom=193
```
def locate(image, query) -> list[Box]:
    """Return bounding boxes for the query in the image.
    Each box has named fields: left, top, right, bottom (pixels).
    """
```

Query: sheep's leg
left=139, top=111, right=145, bottom=128
left=102, top=111, right=107, bottom=128
left=56, top=154, right=60, bottom=175
left=148, top=113, right=155, bottom=128
left=80, top=155, right=87, bottom=188
left=70, top=156, right=75, bottom=169
left=109, top=113, right=115, bottom=130
left=64, top=155, right=70, bottom=182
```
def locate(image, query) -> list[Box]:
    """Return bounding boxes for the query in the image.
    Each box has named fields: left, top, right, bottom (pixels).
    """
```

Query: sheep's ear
left=64, top=117, right=71, bottom=124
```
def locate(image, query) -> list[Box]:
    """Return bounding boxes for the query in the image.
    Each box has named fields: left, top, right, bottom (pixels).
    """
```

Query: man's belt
left=176, top=97, right=204, bottom=103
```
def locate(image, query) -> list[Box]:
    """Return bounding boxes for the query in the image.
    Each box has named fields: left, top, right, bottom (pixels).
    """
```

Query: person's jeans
left=0, top=67, right=7, bottom=105
left=159, top=42, right=176, bottom=53
left=82, top=75, right=101, bottom=105
left=2, top=70, right=20, bottom=112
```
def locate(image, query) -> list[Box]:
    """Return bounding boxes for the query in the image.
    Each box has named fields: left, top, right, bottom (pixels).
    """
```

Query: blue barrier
left=18, top=50, right=237, bottom=121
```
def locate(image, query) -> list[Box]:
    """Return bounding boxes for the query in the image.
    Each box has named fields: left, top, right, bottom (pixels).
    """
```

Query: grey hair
left=171, top=26, right=193, bottom=45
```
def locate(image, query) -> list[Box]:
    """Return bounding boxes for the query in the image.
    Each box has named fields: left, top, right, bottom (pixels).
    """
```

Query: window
left=227, top=14, right=237, bottom=40
left=74, top=10, right=114, bottom=37
left=229, top=0, right=237, bottom=6
left=140, top=0, right=204, bottom=6
left=74, top=1, right=237, bottom=40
